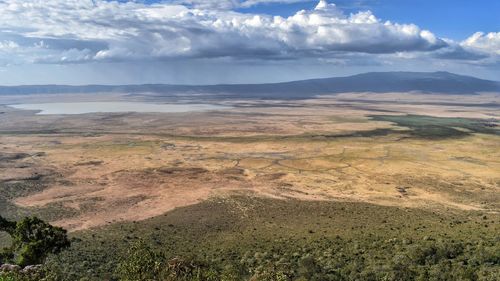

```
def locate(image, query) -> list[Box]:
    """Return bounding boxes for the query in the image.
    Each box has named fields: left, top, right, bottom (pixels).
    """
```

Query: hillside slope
left=1, top=71, right=498, bottom=99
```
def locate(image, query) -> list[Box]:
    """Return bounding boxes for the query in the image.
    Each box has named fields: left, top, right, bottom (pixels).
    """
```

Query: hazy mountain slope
left=1, top=72, right=499, bottom=99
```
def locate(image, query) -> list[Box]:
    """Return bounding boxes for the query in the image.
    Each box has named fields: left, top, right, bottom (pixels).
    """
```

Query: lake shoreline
left=8, top=102, right=230, bottom=115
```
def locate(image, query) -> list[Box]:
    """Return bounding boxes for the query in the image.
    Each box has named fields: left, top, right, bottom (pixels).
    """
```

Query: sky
left=0, top=0, right=498, bottom=85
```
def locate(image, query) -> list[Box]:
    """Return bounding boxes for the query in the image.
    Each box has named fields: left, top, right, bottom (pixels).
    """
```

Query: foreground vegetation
left=0, top=216, right=70, bottom=281
left=32, top=196, right=498, bottom=280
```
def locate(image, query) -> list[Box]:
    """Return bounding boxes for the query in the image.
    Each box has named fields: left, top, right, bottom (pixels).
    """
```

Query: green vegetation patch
left=370, top=114, right=500, bottom=139
left=0, top=216, right=70, bottom=281
left=44, top=196, right=499, bottom=281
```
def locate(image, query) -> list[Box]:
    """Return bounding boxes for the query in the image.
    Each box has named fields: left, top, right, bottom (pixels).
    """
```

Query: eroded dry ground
left=0, top=93, right=499, bottom=231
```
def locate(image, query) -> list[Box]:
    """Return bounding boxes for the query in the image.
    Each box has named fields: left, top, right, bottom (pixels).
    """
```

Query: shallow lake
left=8, top=102, right=230, bottom=115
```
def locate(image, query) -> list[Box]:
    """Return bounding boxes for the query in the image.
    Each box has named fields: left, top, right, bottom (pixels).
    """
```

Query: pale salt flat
left=9, top=102, right=230, bottom=115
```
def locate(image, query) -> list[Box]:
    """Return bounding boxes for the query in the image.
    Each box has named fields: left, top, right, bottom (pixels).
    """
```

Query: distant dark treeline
left=1, top=72, right=499, bottom=99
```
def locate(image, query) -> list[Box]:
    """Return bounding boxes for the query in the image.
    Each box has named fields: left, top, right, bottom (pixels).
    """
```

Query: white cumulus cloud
left=462, top=32, right=500, bottom=55
left=167, top=0, right=308, bottom=9
left=0, top=0, right=496, bottom=67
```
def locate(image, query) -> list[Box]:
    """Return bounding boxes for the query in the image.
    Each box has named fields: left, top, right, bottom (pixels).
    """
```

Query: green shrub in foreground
left=0, top=216, right=70, bottom=267
left=113, top=238, right=499, bottom=281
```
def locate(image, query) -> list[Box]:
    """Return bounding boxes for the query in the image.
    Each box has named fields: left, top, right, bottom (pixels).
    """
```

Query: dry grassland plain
left=0, top=92, right=499, bottom=232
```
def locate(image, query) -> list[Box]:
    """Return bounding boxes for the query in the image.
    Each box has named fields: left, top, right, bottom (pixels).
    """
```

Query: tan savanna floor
left=1, top=92, right=499, bottom=231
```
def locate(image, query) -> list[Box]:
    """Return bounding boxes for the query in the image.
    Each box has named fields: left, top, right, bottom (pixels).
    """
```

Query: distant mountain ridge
left=1, top=72, right=499, bottom=99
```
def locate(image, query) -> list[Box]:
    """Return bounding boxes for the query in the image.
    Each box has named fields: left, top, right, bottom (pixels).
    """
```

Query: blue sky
left=366, top=0, right=500, bottom=40
left=0, top=0, right=498, bottom=85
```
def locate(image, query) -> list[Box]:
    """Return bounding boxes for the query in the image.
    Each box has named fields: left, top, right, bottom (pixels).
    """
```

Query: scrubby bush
left=116, top=241, right=243, bottom=281
left=116, top=240, right=165, bottom=281
left=0, top=216, right=70, bottom=267
left=112, top=237, right=499, bottom=281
